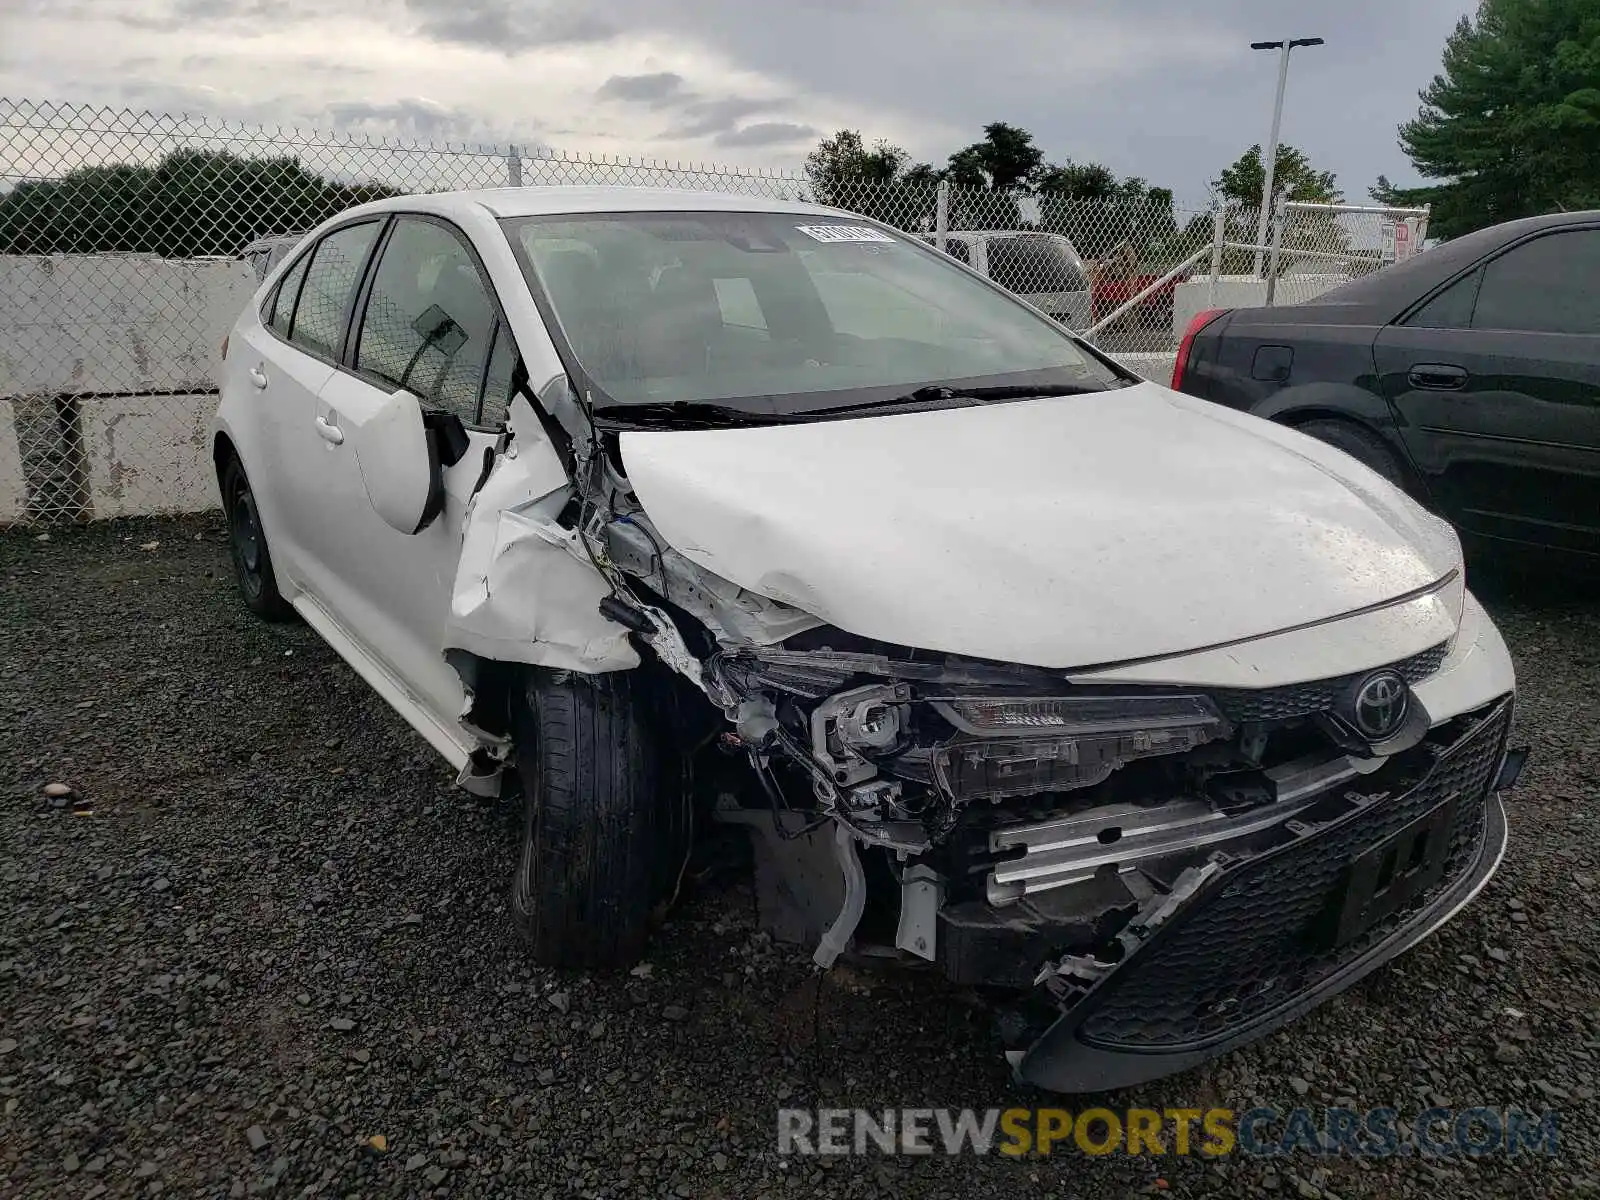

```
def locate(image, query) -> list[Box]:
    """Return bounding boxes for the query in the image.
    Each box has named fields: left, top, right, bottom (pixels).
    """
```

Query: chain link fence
left=0, top=98, right=1424, bottom=526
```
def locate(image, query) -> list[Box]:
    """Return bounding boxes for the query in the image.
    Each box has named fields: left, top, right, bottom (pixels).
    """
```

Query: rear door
left=243, top=218, right=385, bottom=593
left=1374, top=225, right=1600, bottom=554
left=299, top=214, right=517, bottom=725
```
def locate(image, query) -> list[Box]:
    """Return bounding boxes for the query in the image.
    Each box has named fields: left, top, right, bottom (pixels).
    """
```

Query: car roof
left=240, top=232, right=306, bottom=254
left=1235, top=208, right=1600, bottom=326
left=344, top=186, right=853, bottom=221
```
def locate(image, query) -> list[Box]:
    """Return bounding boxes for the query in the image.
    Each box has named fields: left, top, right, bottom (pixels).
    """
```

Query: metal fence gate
left=0, top=98, right=1423, bottom=526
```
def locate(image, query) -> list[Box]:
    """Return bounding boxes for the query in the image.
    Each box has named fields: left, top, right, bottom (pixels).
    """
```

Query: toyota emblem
left=1350, top=670, right=1408, bottom=740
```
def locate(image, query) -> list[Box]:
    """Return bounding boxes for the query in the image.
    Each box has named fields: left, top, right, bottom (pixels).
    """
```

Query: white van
left=922, top=229, right=1092, bottom=329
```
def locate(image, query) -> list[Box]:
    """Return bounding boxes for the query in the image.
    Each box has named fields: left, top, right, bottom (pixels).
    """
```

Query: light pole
left=1250, top=37, right=1323, bottom=275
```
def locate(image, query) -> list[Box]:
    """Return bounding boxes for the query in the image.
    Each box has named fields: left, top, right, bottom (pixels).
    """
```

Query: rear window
left=290, top=221, right=382, bottom=359
left=267, top=252, right=311, bottom=338
left=986, top=235, right=1088, bottom=295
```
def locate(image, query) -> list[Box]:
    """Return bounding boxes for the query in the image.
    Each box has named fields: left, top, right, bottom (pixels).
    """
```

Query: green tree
left=1034, top=161, right=1119, bottom=201
left=901, top=162, right=945, bottom=193
left=804, top=130, right=909, bottom=197
left=945, top=122, right=1044, bottom=192
left=1037, top=167, right=1179, bottom=259
left=1213, top=143, right=1342, bottom=208
left=1210, top=144, right=1344, bottom=274
left=0, top=148, right=394, bottom=257
left=803, top=129, right=937, bottom=229
left=801, top=123, right=1181, bottom=242
left=1375, top=0, right=1600, bottom=239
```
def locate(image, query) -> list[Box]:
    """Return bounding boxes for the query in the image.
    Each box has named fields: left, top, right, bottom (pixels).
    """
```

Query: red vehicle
left=1089, top=242, right=1188, bottom=331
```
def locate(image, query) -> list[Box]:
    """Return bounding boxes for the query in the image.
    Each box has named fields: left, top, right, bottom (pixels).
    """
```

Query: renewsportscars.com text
left=776, top=1107, right=1560, bottom=1159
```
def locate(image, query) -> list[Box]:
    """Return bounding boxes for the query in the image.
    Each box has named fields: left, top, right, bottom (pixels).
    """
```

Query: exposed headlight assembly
left=936, top=694, right=1225, bottom=736
left=812, top=683, right=912, bottom=786
left=930, top=694, right=1230, bottom=803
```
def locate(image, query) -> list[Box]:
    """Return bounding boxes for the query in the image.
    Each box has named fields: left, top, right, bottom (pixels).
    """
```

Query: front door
left=1374, top=225, right=1600, bottom=555
left=300, top=214, right=519, bottom=727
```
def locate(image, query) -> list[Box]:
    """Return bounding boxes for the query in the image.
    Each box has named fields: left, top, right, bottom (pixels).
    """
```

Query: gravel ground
left=2, top=517, right=1596, bottom=1199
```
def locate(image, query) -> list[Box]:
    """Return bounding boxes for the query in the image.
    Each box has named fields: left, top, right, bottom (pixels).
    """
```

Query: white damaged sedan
left=212, top=188, right=1521, bottom=1092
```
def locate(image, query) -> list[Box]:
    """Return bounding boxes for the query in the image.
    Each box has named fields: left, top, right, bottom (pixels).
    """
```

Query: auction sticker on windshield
left=796, top=224, right=896, bottom=243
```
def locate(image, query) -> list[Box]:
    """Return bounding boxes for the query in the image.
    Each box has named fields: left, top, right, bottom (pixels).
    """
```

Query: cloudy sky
left=2, top=0, right=1472, bottom=206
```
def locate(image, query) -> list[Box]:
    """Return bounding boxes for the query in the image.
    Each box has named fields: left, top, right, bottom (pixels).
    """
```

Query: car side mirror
left=351, top=389, right=444, bottom=535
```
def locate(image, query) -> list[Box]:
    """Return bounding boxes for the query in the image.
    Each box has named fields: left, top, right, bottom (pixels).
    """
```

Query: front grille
left=1076, top=696, right=1510, bottom=1050
left=1210, top=642, right=1450, bottom=723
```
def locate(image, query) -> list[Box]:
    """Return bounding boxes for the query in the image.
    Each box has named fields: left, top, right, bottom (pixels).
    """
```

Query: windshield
left=502, top=211, right=1119, bottom=419
left=984, top=234, right=1089, bottom=294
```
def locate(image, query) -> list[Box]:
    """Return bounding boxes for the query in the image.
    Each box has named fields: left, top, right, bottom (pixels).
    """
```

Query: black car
left=1172, top=210, right=1600, bottom=562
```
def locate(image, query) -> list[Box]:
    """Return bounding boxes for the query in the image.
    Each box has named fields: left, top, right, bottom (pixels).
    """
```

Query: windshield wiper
left=808, top=381, right=1112, bottom=419
left=594, top=381, right=1120, bottom=430
left=593, top=402, right=791, bottom=430
left=905, top=382, right=1116, bottom=402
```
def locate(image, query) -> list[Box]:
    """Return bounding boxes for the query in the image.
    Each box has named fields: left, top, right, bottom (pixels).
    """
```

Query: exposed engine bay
left=538, top=426, right=1421, bottom=948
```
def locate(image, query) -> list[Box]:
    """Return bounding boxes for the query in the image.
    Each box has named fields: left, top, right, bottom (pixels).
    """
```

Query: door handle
left=248, top=365, right=269, bottom=390
left=314, top=416, right=345, bottom=445
left=1407, top=363, right=1468, bottom=391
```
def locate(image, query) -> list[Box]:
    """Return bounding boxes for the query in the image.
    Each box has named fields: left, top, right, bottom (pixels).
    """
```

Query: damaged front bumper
left=1011, top=694, right=1515, bottom=1092
left=713, top=592, right=1518, bottom=1092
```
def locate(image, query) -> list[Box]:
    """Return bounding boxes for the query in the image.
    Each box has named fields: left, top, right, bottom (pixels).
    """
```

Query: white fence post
left=1264, top=196, right=1288, bottom=305
left=506, top=145, right=523, bottom=187
left=1207, top=203, right=1226, bottom=308
left=935, top=180, right=949, bottom=253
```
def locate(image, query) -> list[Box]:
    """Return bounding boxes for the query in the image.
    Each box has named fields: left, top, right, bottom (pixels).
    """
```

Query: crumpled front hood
left=619, top=383, right=1461, bottom=669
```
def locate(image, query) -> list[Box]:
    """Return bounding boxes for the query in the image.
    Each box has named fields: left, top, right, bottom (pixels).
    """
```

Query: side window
left=291, top=221, right=382, bottom=358
left=1472, top=230, right=1600, bottom=335
left=355, top=217, right=499, bottom=425
left=480, top=321, right=517, bottom=428
left=1404, top=267, right=1481, bottom=330
left=267, top=252, right=312, bottom=337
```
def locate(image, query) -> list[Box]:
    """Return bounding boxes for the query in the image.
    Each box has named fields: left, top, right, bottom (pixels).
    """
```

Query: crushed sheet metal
left=443, top=396, right=638, bottom=673
left=631, top=596, right=718, bottom=699
left=1034, top=859, right=1223, bottom=993
left=895, top=865, right=944, bottom=962
left=605, top=515, right=824, bottom=647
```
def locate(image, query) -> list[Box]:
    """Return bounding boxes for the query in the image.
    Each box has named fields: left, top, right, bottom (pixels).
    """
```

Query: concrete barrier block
left=0, top=255, right=256, bottom=397
left=81, top=393, right=220, bottom=519
left=1172, top=274, right=1351, bottom=336
left=0, top=399, right=22, bottom=526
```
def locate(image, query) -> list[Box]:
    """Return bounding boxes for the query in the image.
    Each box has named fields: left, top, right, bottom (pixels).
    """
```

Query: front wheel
left=509, top=670, right=664, bottom=969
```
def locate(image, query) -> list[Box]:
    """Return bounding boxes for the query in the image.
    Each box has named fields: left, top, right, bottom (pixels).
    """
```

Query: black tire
left=1296, top=420, right=1409, bottom=490
left=510, top=670, right=663, bottom=969
left=220, top=456, right=295, bottom=622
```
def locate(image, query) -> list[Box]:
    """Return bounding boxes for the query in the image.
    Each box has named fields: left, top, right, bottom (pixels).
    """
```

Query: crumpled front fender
left=443, top=397, right=639, bottom=674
